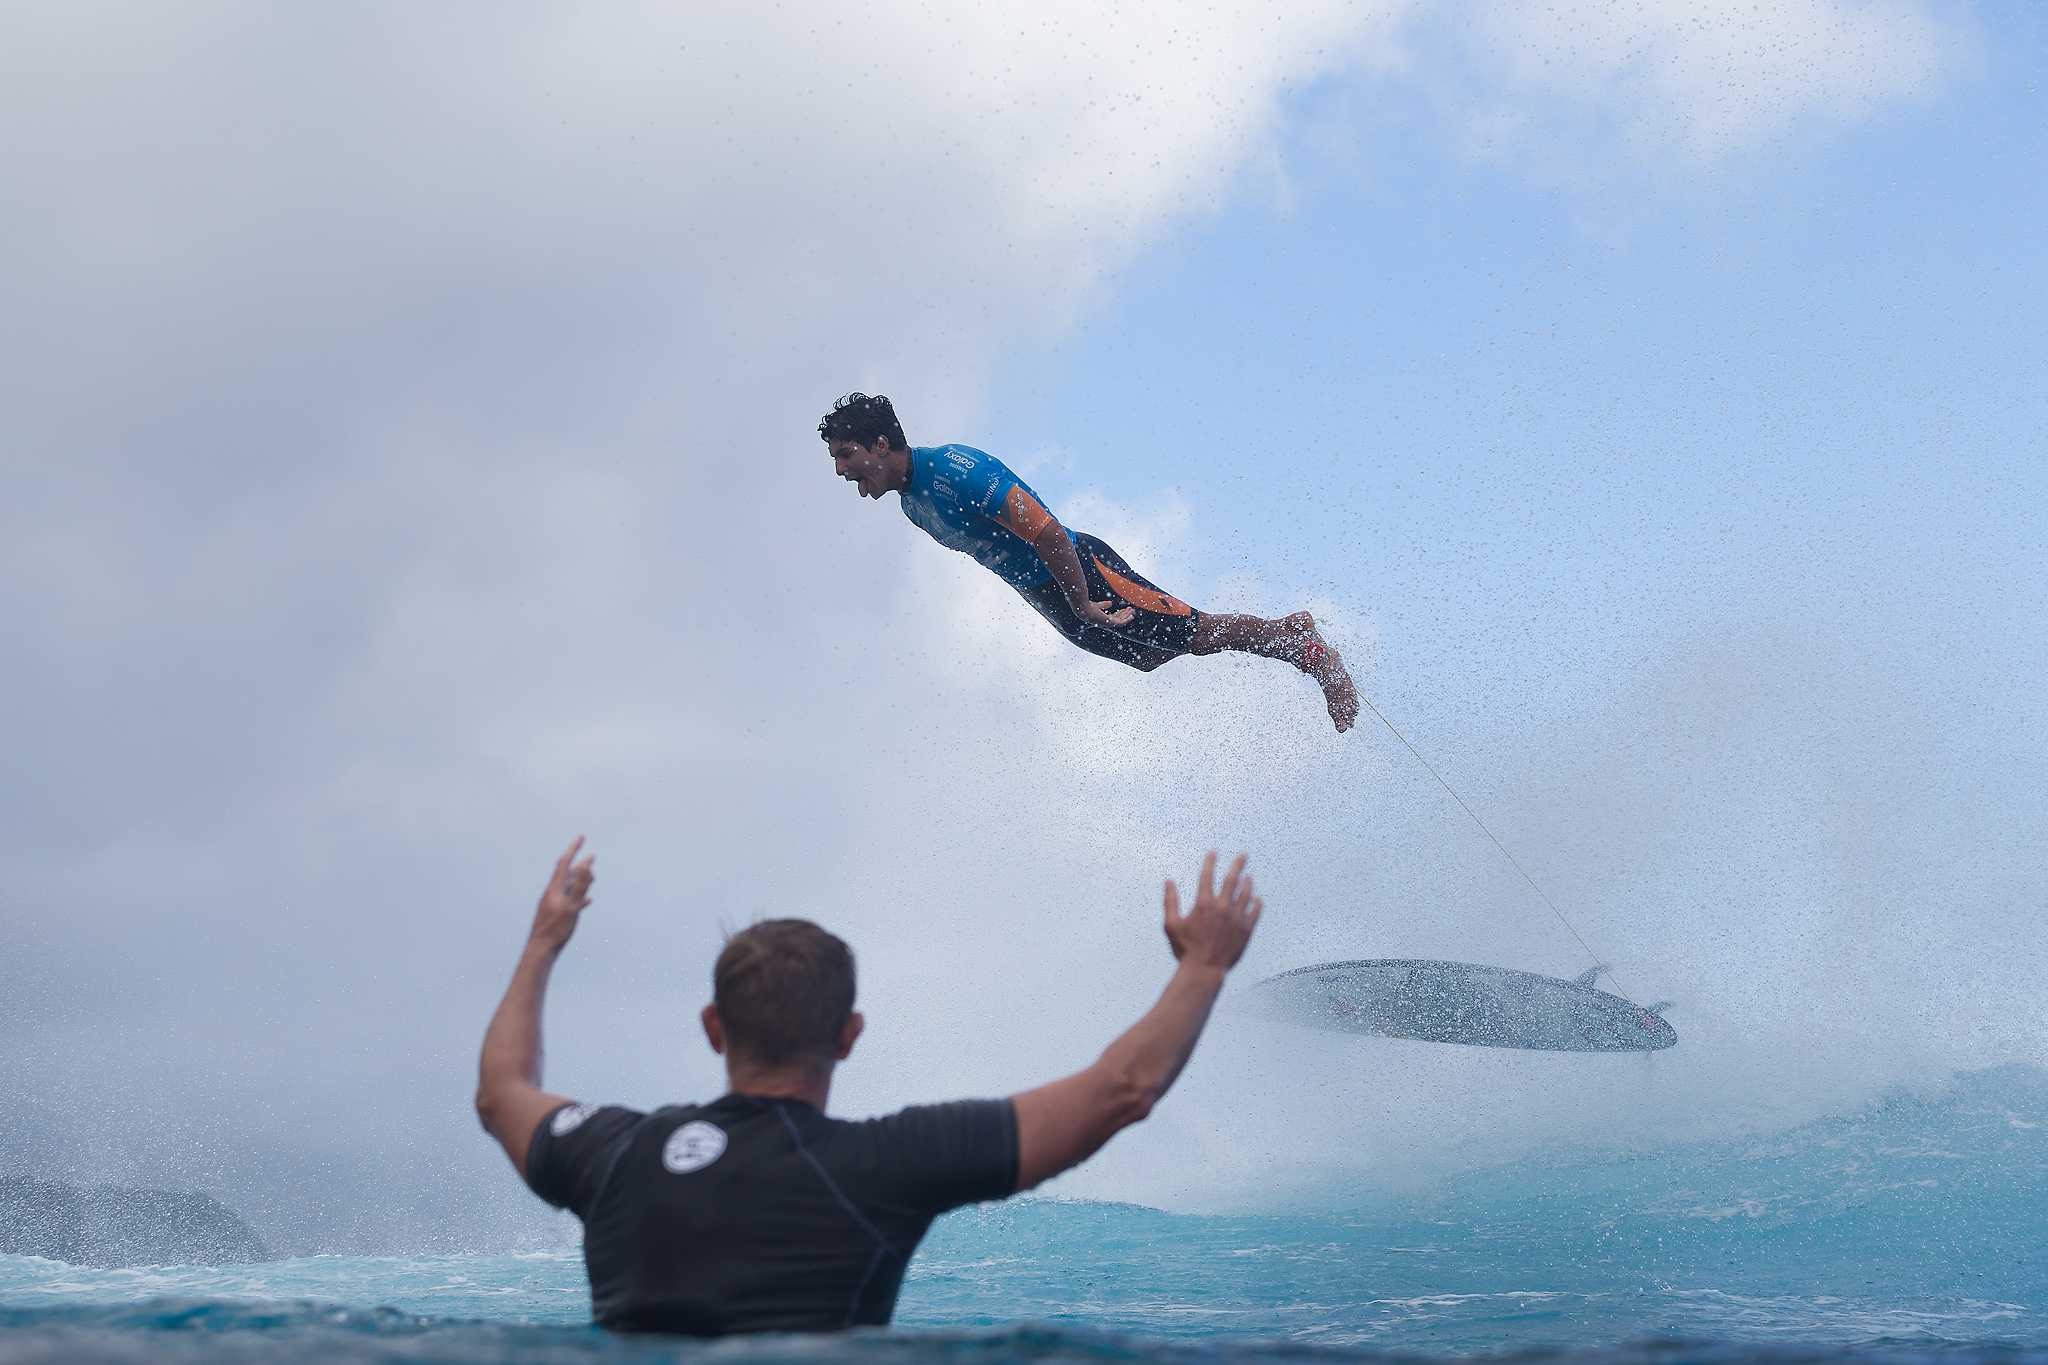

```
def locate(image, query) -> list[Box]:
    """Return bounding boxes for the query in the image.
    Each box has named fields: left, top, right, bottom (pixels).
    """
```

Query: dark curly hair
left=818, top=393, right=907, bottom=451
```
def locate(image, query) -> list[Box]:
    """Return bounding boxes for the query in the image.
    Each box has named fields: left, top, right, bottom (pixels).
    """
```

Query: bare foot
left=1280, top=612, right=1359, bottom=733
left=1318, top=650, right=1360, bottom=732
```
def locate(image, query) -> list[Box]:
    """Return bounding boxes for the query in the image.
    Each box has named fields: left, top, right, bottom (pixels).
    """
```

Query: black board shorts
left=1017, top=532, right=1201, bottom=670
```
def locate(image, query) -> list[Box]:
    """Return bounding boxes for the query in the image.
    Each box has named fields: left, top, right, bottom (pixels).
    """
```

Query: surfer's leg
left=1018, top=537, right=1358, bottom=723
left=1189, top=612, right=1358, bottom=732
left=1015, top=573, right=1184, bottom=672
left=1121, top=644, right=1184, bottom=673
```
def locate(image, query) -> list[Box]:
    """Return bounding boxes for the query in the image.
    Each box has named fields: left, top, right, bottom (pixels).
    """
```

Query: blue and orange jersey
left=899, top=444, right=1068, bottom=589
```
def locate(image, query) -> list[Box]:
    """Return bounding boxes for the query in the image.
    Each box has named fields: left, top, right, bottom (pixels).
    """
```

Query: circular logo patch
left=550, top=1103, right=600, bottom=1137
left=662, top=1120, right=728, bottom=1174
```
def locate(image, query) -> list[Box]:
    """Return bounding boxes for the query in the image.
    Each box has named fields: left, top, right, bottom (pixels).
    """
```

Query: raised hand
left=479, top=840, right=592, bottom=1179
left=1162, top=851, right=1262, bottom=971
left=1011, top=851, right=1266, bottom=1189
left=531, top=836, right=595, bottom=952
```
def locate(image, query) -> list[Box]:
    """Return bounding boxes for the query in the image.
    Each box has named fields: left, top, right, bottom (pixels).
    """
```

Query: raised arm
left=1010, top=852, right=1262, bottom=1190
left=475, top=838, right=594, bottom=1179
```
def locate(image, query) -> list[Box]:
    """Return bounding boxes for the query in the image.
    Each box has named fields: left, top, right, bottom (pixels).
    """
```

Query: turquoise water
left=4, top=1067, right=2045, bottom=1362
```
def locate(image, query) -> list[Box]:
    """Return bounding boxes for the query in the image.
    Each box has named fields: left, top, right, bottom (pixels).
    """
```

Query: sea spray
left=5, top=1067, right=2045, bottom=1357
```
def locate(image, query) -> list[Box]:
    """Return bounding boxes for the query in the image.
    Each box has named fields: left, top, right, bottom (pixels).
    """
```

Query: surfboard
left=1242, top=959, right=1676, bottom=1052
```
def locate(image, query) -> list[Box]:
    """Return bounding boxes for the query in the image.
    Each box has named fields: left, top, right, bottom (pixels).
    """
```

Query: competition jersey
left=525, top=1093, right=1017, bottom=1337
left=899, top=444, right=1069, bottom=589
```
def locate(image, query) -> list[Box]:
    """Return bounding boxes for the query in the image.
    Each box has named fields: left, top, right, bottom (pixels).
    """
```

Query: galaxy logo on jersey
left=662, top=1120, right=728, bottom=1174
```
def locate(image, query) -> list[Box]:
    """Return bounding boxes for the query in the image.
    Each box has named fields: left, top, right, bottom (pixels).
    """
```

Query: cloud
left=1399, top=0, right=1956, bottom=175
left=0, top=0, right=1419, bottom=875
left=0, top=0, right=1988, bottom=1255
left=0, top=0, right=1407, bottom=1251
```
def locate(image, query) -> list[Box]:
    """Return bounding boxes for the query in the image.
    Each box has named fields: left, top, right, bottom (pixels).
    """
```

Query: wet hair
left=818, top=393, right=907, bottom=451
left=712, top=919, right=857, bottom=1071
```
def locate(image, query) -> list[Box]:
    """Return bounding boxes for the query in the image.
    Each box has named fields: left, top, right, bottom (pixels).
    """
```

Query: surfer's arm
left=1033, top=521, right=1133, bottom=628
left=1009, top=852, right=1261, bottom=1190
left=475, top=837, right=592, bottom=1180
left=997, top=485, right=1135, bottom=630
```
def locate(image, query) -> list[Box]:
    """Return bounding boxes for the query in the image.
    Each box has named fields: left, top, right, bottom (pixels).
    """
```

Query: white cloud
left=1411, top=0, right=1955, bottom=173
left=0, top=0, right=1408, bottom=1249
left=0, top=0, right=1983, bottom=1253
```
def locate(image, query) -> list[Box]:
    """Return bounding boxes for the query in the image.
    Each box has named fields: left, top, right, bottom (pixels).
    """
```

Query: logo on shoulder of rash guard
left=662, top=1120, right=728, bottom=1174
left=550, top=1103, right=600, bottom=1137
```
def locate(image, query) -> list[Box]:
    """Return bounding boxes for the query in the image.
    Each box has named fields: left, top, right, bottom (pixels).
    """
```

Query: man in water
left=819, top=393, right=1361, bottom=732
left=475, top=837, right=1265, bottom=1336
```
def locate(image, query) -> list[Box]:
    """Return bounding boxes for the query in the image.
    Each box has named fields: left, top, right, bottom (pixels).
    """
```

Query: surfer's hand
left=531, top=837, right=594, bottom=953
left=1162, top=851, right=1261, bottom=971
left=1073, top=596, right=1137, bottom=629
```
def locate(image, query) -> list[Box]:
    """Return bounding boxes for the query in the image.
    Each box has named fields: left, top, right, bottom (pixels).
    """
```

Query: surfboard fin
left=1647, top=1001, right=1674, bottom=1016
left=1573, top=966, right=1603, bottom=988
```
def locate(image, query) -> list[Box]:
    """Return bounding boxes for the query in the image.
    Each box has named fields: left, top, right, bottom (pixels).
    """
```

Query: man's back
left=526, top=1093, right=1016, bottom=1336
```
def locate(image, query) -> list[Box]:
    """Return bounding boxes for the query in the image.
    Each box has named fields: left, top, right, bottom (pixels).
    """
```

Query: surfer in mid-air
left=819, top=393, right=1360, bottom=731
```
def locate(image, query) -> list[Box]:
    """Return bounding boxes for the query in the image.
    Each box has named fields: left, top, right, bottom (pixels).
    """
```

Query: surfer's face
left=830, top=438, right=897, bottom=500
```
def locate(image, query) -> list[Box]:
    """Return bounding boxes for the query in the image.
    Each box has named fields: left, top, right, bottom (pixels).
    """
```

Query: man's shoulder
left=824, top=1099, right=1019, bottom=1204
left=543, top=1100, right=645, bottom=1138
left=529, top=1100, right=723, bottom=1169
left=537, top=1099, right=731, bottom=1156
left=523, top=1102, right=650, bottom=1211
left=906, top=445, right=1024, bottom=521
left=530, top=1101, right=647, bottom=1162
left=915, top=444, right=1013, bottom=482
left=832, top=1097, right=1016, bottom=1144
left=913, top=443, right=991, bottom=462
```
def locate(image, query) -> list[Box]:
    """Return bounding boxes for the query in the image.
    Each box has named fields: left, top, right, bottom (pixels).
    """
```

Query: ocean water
left=4, top=1066, right=2045, bottom=1364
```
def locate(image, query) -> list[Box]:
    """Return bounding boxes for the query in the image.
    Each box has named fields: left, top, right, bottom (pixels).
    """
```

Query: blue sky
left=0, top=0, right=2039, bottom=1249
left=976, top=5, right=2040, bottom=721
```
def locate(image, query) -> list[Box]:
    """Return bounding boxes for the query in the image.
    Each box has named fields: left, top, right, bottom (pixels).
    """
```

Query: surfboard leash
left=1357, top=694, right=1641, bottom=1009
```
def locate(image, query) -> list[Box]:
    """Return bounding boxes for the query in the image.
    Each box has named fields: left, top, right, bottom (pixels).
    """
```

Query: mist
left=2, top=0, right=2038, bottom=1257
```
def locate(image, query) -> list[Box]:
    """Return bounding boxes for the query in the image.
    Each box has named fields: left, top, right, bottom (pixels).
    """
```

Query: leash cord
left=1357, top=694, right=1639, bottom=1007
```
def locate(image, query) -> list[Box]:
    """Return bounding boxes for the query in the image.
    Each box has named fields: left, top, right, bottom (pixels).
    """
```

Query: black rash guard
left=525, top=1093, right=1017, bottom=1336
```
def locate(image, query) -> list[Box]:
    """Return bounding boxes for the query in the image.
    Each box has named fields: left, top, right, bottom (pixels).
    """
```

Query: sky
left=0, top=0, right=2041, bottom=1254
